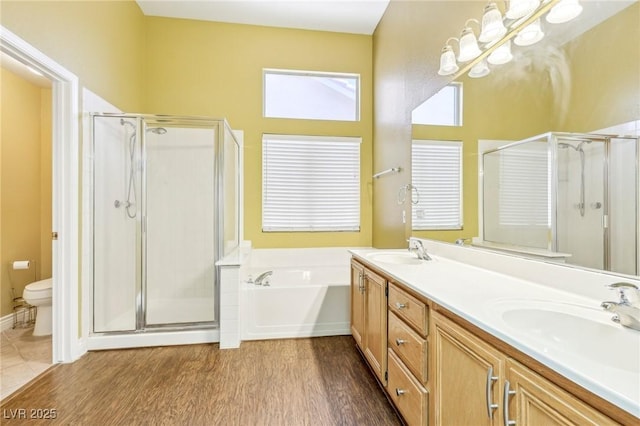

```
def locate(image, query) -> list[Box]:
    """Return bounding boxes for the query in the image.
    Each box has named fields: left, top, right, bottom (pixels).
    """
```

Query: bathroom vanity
left=350, top=242, right=640, bottom=426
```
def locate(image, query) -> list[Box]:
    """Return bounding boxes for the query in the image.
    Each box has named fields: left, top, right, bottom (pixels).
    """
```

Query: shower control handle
left=591, top=202, right=602, bottom=209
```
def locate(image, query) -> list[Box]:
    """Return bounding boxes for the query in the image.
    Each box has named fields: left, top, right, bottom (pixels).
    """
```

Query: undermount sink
left=366, top=251, right=426, bottom=265
left=489, top=299, right=640, bottom=373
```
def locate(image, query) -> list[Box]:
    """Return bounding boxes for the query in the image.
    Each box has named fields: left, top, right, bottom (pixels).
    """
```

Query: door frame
left=1, top=26, right=83, bottom=362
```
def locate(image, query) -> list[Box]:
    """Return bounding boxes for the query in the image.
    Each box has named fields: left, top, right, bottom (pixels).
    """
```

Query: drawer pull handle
left=503, top=380, right=517, bottom=426
left=395, top=338, right=407, bottom=346
left=395, top=388, right=406, bottom=396
left=485, top=366, right=499, bottom=419
left=395, top=302, right=407, bottom=309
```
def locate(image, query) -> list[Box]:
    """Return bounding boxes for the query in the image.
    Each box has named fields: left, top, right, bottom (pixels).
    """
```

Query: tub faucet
left=255, top=271, right=273, bottom=286
left=601, top=282, right=640, bottom=331
left=408, top=239, right=432, bottom=261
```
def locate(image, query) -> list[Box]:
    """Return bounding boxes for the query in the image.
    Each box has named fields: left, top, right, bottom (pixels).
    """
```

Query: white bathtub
left=242, top=248, right=354, bottom=340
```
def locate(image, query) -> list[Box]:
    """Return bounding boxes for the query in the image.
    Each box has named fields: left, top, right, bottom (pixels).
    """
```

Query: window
left=498, top=148, right=549, bottom=226
left=412, top=140, right=463, bottom=230
left=262, top=134, right=361, bottom=232
left=411, top=83, right=462, bottom=126
left=263, top=69, right=360, bottom=121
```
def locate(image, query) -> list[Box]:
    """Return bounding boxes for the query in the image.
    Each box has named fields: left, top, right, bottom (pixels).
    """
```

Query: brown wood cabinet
left=351, top=256, right=630, bottom=426
left=505, top=359, right=618, bottom=426
left=350, top=259, right=387, bottom=385
left=388, top=283, right=430, bottom=425
left=432, top=310, right=504, bottom=426
left=350, top=260, right=365, bottom=348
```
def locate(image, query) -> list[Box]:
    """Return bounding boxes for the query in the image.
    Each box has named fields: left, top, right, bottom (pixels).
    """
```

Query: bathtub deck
left=1, top=336, right=401, bottom=425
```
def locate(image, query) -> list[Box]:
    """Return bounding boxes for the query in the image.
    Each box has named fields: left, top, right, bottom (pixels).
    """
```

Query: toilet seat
left=23, top=278, right=52, bottom=300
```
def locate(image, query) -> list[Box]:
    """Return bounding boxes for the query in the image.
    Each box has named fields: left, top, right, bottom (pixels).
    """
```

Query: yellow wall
left=1, top=0, right=146, bottom=111
left=143, top=18, right=373, bottom=248
left=373, top=0, right=639, bottom=247
left=0, top=68, right=52, bottom=317
left=559, top=2, right=640, bottom=132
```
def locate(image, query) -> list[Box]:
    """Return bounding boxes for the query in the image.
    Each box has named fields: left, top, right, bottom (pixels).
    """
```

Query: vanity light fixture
left=468, top=59, right=491, bottom=78
left=506, top=0, right=541, bottom=19
left=438, top=40, right=460, bottom=76
left=458, top=20, right=483, bottom=62
left=479, top=3, right=508, bottom=43
left=546, top=0, right=583, bottom=23
left=487, top=39, right=513, bottom=65
left=514, top=18, right=545, bottom=46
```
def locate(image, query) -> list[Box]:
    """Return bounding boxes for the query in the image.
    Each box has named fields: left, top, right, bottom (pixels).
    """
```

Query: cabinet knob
left=395, top=338, right=407, bottom=346
left=395, top=388, right=406, bottom=396
left=395, top=302, right=407, bottom=309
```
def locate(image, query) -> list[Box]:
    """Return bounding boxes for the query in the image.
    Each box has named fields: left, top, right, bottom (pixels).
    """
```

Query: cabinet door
left=505, top=359, right=619, bottom=426
left=363, top=269, right=388, bottom=386
left=433, top=311, right=503, bottom=426
left=350, top=261, right=366, bottom=349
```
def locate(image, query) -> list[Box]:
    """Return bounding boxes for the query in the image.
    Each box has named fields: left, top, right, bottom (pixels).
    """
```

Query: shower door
left=555, top=137, right=606, bottom=270
left=92, top=114, right=226, bottom=333
left=143, top=126, right=217, bottom=325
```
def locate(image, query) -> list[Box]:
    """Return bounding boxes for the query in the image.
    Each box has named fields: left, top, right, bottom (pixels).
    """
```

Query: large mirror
left=411, top=0, right=639, bottom=276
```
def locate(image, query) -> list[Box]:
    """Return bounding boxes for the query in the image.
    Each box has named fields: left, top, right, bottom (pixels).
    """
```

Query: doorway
left=1, top=26, right=81, bottom=363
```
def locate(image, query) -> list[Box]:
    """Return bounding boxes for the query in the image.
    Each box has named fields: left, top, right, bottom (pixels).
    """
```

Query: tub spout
left=255, top=271, right=273, bottom=286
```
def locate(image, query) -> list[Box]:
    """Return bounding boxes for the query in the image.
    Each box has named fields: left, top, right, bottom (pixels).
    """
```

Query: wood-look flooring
left=1, top=336, right=401, bottom=425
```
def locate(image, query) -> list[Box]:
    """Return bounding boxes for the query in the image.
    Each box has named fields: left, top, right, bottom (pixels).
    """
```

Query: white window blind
left=498, top=148, right=549, bottom=226
left=412, top=140, right=463, bottom=230
left=262, top=134, right=361, bottom=232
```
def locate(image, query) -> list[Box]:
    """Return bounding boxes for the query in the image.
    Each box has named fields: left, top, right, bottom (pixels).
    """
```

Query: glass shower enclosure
left=91, top=114, right=240, bottom=333
left=482, top=132, right=639, bottom=276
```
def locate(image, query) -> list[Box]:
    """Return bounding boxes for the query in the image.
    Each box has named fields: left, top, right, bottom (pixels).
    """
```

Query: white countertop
left=350, top=247, right=640, bottom=419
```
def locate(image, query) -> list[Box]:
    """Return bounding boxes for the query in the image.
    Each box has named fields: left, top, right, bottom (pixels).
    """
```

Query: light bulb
left=514, top=18, right=544, bottom=46
left=479, top=3, right=507, bottom=43
left=469, top=59, right=490, bottom=78
left=458, top=27, right=482, bottom=62
left=488, top=40, right=513, bottom=65
left=438, top=45, right=459, bottom=76
left=506, top=0, right=541, bottom=20
left=546, top=0, right=583, bottom=24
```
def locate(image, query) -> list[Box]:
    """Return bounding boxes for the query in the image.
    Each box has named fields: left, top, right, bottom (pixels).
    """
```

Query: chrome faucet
left=601, top=282, right=640, bottom=331
left=254, top=271, right=273, bottom=286
left=455, top=238, right=471, bottom=246
left=408, top=238, right=432, bottom=261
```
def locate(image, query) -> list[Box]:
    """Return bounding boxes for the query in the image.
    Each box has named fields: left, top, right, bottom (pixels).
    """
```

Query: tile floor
left=0, top=326, right=52, bottom=400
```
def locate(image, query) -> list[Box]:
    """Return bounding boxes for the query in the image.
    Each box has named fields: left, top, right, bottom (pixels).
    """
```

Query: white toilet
left=22, top=278, right=53, bottom=336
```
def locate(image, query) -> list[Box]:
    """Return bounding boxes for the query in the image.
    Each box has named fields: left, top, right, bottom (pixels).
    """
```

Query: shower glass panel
left=91, top=114, right=241, bottom=335
left=483, top=138, right=550, bottom=249
left=609, top=137, right=638, bottom=275
left=482, top=132, right=639, bottom=275
left=223, top=126, right=239, bottom=256
left=144, top=126, right=217, bottom=325
left=555, top=136, right=605, bottom=270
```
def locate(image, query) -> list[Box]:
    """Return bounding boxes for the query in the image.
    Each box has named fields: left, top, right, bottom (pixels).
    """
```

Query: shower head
left=120, top=119, right=136, bottom=130
left=558, top=140, right=592, bottom=152
left=146, top=127, right=167, bottom=135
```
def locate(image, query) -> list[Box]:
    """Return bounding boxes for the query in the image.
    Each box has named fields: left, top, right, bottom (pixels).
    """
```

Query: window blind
left=262, top=134, right=361, bottom=232
left=412, top=140, right=463, bottom=230
left=498, top=148, right=549, bottom=226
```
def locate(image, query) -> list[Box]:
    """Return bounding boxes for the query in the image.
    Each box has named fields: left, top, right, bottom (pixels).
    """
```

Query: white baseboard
left=1, top=313, right=15, bottom=332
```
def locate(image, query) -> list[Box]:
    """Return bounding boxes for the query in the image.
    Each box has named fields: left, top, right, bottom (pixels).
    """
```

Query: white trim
left=86, top=329, right=220, bottom=351
left=0, top=313, right=15, bottom=332
left=1, top=27, right=83, bottom=362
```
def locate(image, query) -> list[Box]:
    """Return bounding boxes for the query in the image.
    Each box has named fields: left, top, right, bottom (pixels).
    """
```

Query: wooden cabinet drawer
left=388, top=349, right=428, bottom=426
left=388, top=283, right=428, bottom=336
left=388, top=311, right=428, bottom=383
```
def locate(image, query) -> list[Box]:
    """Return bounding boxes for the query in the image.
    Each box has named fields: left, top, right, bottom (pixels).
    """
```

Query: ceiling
left=136, top=0, right=390, bottom=35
